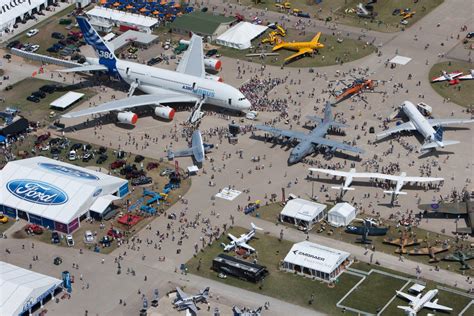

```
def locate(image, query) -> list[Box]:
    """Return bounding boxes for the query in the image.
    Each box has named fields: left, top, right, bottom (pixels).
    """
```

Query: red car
left=68, top=30, right=83, bottom=38
left=25, top=224, right=44, bottom=235
left=107, top=227, right=123, bottom=239
left=35, top=132, right=51, bottom=145
left=110, top=160, right=126, bottom=170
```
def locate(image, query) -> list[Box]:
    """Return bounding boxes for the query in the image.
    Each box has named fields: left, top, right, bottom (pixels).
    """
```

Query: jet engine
left=154, top=106, right=176, bottom=120
left=117, top=111, right=138, bottom=125
left=205, top=74, right=223, bottom=82
left=204, top=58, right=222, bottom=71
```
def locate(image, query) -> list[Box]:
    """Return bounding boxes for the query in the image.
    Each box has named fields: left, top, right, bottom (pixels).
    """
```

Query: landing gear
left=188, top=97, right=206, bottom=124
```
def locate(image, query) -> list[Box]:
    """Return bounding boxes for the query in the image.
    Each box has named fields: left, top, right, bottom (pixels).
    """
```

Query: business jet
left=431, top=70, right=463, bottom=84
left=376, top=101, right=474, bottom=152
left=60, top=17, right=251, bottom=125
left=396, top=289, right=452, bottom=315
left=221, top=223, right=262, bottom=252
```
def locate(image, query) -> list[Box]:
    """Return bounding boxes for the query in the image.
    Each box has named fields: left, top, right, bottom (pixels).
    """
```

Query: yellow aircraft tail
left=311, top=32, right=322, bottom=43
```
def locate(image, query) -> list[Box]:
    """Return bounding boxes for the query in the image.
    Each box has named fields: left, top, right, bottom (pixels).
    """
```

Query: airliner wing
left=56, top=64, right=108, bottom=73
left=63, top=93, right=198, bottom=118
left=309, top=168, right=373, bottom=178
left=284, top=47, right=313, bottom=63
left=396, top=291, right=417, bottom=302
left=428, top=118, right=474, bottom=127
left=309, top=137, right=365, bottom=154
left=255, top=125, right=307, bottom=140
left=376, top=121, right=416, bottom=139
left=424, top=301, right=452, bottom=311
left=369, top=174, right=443, bottom=183
left=176, top=35, right=205, bottom=78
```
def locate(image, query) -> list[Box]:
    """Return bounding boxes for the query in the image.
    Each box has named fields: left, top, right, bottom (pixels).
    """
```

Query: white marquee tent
left=0, top=261, right=62, bottom=316
left=327, top=202, right=356, bottom=227
left=216, top=22, right=267, bottom=50
left=282, top=241, right=351, bottom=281
left=280, top=198, right=326, bottom=230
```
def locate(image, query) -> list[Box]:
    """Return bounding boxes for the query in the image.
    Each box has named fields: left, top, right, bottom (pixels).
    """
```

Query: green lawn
left=0, top=78, right=96, bottom=124
left=253, top=202, right=473, bottom=276
left=429, top=61, right=474, bottom=108
left=234, top=0, right=443, bottom=32
left=218, top=28, right=375, bottom=67
left=0, top=220, right=15, bottom=234
left=340, top=271, right=407, bottom=314
left=187, top=226, right=362, bottom=314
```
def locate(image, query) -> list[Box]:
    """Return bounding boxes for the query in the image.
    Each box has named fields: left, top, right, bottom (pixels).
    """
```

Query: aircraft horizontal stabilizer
left=384, top=190, right=408, bottom=195
left=421, top=140, right=459, bottom=151
left=329, top=121, right=348, bottom=128
left=397, top=306, right=416, bottom=315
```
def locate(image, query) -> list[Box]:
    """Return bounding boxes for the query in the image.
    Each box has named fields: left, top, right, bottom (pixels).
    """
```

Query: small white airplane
left=221, top=223, right=263, bottom=252
left=309, top=167, right=444, bottom=198
left=459, top=69, right=474, bottom=80
left=173, top=287, right=210, bottom=315
left=167, top=130, right=213, bottom=164
left=396, top=289, right=452, bottom=315
left=431, top=70, right=463, bottom=84
left=60, top=17, right=251, bottom=125
left=377, top=101, right=474, bottom=152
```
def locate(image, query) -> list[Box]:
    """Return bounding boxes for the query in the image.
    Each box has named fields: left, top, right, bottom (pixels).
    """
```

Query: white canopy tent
left=280, top=198, right=326, bottom=230
left=216, top=22, right=267, bottom=50
left=327, top=202, right=356, bottom=227
left=0, top=261, right=62, bottom=316
left=282, top=241, right=351, bottom=281
left=87, top=6, right=159, bottom=32
left=50, top=92, right=84, bottom=109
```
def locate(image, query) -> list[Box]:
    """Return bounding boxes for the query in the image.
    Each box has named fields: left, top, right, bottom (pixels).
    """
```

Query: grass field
left=8, top=134, right=191, bottom=254
left=0, top=220, right=15, bottom=234
left=0, top=78, right=96, bottom=124
left=429, top=61, right=474, bottom=108
left=217, top=28, right=375, bottom=67
left=340, top=271, right=408, bottom=314
left=234, top=0, right=443, bottom=33
left=187, top=226, right=362, bottom=314
left=7, top=4, right=78, bottom=56
left=253, top=202, right=473, bottom=276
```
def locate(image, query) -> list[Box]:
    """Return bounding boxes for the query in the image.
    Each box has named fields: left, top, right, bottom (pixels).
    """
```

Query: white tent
left=50, top=92, right=84, bottom=109
left=327, top=203, right=356, bottom=227
left=282, top=241, right=351, bottom=281
left=0, top=261, right=62, bottom=316
left=280, top=198, right=326, bottom=230
left=216, top=22, right=267, bottom=50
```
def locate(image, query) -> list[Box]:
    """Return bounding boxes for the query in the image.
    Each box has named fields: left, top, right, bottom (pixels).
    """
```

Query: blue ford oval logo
left=7, top=180, right=69, bottom=205
left=38, top=163, right=99, bottom=180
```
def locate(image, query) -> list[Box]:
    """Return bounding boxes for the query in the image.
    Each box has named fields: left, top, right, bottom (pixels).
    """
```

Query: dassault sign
left=7, top=179, right=69, bottom=205
left=38, top=163, right=100, bottom=180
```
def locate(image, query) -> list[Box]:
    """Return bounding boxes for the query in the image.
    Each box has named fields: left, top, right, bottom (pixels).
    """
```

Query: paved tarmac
left=1, top=0, right=473, bottom=315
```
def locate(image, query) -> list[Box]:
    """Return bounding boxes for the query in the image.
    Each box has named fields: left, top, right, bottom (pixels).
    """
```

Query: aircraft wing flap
left=309, top=137, right=365, bottom=154
left=56, top=64, right=108, bottom=73
left=176, top=35, right=205, bottom=78
left=62, top=93, right=198, bottom=118
left=424, top=301, right=452, bottom=311
left=376, top=121, right=416, bottom=139
left=255, top=125, right=307, bottom=140
left=428, top=118, right=474, bottom=127
left=284, top=47, right=313, bottom=63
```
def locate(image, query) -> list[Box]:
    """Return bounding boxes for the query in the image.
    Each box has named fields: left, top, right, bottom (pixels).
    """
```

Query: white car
left=26, top=29, right=39, bottom=37
left=84, top=230, right=94, bottom=243
left=29, top=44, right=40, bottom=52
left=66, top=234, right=74, bottom=247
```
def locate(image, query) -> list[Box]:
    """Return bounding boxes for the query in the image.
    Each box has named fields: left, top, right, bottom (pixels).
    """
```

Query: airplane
left=60, top=17, right=251, bottom=126
left=308, top=167, right=444, bottom=201
left=396, top=289, right=453, bottom=315
left=221, top=223, right=262, bottom=252
left=345, top=218, right=388, bottom=244
left=167, top=130, right=213, bottom=165
left=376, top=101, right=474, bottom=152
left=254, top=102, right=364, bottom=164
left=419, top=191, right=474, bottom=235
left=331, top=78, right=382, bottom=103
left=443, top=250, right=474, bottom=270
left=173, top=286, right=210, bottom=315
left=233, top=306, right=263, bottom=316
left=459, top=69, right=474, bottom=80
left=408, top=242, right=451, bottom=263
left=272, top=32, right=324, bottom=64
left=383, top=233, right=422, bottom=254
left=431, top=70, right=463, bottom=84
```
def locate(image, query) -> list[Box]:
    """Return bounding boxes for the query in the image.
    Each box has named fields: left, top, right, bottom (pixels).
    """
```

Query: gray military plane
left=254, top=102, right=364, bottom=164
left=173, top=286, right=210, bottom=315
left=167, top=130, right=213, bottom=165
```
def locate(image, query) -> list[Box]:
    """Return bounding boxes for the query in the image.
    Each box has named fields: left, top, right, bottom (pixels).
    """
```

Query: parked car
left=66, top=234, right=74, bottom=247
left=68, top=150, right=77, bottom=161
left=107, top=228, right=123, bottom=239
left=467, top=32, right=474, bottom=39
left=40, top=84, right=57, bottom=94
left=100, top=235, right=112, bottom=247
left=35, top=133, right=50, bottom=144
left=3, top=54, right=11, bottom=59
left=134, top=155, right=145, bottom=163
left=147, top=57, right=163, bottom=66
left=82, top=152, right=93, bottom=162
left=32, top=90, right=46, bottom=99
left=205, top=49, right=218, bottom=57
left=51, top=32, right=65, bottom=39
left=146, top=162, right=159, bottom=170
left=26, top=28, right=39, bottom=37
left=84, top=230, right=94, bottom=243
left=160, top=168, right=174, bottom=176
left=110, top=160, right=126, bottom=170
left=131, top=176, right=153, bottom=186
left=0, top=215, right=9, bottom=223
left=25, top=224, right=43, bottom=235
left=53, top=256, right=63, bottom=265
left=6, top=40, right=20, bottom=49
left=70, top=143, right=82, bottom=151
left=96, top=154, right=108, bottom=164
left=28, top=44, right=40, bottom=52
left=26, top=95, right=40, bottom=103
left=51, top=231, right=60, bottom=244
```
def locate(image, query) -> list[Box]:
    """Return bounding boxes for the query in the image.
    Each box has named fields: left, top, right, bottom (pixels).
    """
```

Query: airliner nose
left=243, top=99, right=252, bottom=110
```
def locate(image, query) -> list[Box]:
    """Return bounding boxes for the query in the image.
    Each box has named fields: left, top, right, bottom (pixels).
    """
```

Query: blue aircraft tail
left=76, top=16, right=118, bottom=73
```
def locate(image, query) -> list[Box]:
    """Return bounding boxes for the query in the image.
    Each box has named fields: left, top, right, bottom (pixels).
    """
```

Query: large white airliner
left=377, top=101, right=474, bottom=152
left=396, top=289, right=452, bottom=315
left=61, top=17, right=251, bottom=125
